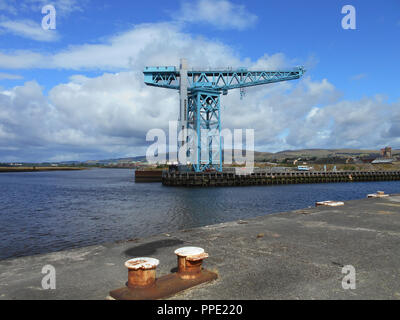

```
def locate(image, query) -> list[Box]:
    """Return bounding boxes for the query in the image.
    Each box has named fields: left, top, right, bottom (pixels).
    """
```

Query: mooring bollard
left=109, top=247, right=217, bottom=300
left=174, top=247, right=209, bottom=279
left=125, top=257, right=159, bottom=288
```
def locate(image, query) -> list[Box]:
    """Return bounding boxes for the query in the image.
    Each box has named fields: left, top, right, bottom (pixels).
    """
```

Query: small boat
left=297, top=165, right=312, bottom=171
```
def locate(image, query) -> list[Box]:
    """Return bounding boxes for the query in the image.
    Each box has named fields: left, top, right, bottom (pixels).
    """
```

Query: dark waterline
left=1, top=168, right=399, bottom=260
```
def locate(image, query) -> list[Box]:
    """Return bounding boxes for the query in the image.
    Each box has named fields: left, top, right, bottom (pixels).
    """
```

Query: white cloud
left=0, top=72, right=23, bottom=80
left=0, top=0, right=17, bottom=15
left=24, top=0, right=84, bottom=15
left=0, top=50, right=43, bottom=69
left=1, top=0, right=84, bottom=16
left=284, top=95, right=399, bottom=149
left=351, top=73, right=367, bottom=81
left=251, top=53, right=290, bottom=70
left=0, top=22, right=241, bottom=70
left=0, top=19, right=59, bottom=41
left=0, top=0, right=84, bottom=42
left=0, top=21, right=399, bottom=161
left=0, top=79, right=145, bottom=161
left=177, top=0, right=258, bottom=30
left=1, top=69, right=399, bottom=161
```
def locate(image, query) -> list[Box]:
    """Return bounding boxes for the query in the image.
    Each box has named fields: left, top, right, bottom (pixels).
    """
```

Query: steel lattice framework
left=143, top=60, right=305, bottom=172
left=187, top=89, right=221, bottom=172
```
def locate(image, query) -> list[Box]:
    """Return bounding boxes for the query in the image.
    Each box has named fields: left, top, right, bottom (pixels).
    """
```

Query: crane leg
left=188, top=89, right=222, bottom=172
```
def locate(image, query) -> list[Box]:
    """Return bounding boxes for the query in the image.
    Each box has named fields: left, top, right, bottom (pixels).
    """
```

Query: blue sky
left=0, top=0, right=399, bottom=162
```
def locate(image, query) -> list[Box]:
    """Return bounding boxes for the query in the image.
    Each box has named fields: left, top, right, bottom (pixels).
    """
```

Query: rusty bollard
left=175, top=247, right=209, bottom=280
left=125, top=257, right=159, bottom=288
left=109, top=248, right=217, bottom=300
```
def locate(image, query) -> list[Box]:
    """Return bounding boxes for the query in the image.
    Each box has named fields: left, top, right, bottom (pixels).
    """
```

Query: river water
left=1, top=168, right=399, bottom=260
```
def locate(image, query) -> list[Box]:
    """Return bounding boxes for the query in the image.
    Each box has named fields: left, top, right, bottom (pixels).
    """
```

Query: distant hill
left=254, top=148, right=400, bottom=161
left=55, top=148, right=399, bottom=165
left=81, top=155, right=147, bottom=165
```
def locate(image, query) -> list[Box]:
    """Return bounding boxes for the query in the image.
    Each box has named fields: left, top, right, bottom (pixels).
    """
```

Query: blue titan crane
left=144, top=59, right=305, bottom=172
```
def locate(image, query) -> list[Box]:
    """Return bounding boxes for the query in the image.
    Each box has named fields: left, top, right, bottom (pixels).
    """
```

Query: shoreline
left=0, top=167, right=88, bottom=173
left=1, top=194, right=400, bottom=299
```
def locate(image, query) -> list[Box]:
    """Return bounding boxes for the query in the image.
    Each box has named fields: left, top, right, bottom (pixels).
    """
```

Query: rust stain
left=296, top=210, right=311, bottom=214
left=126, top=260, right=147, bottom=266
left=174, top=247, right=209, bottom=279
left=377, top=211, right=394, bottom=215
left=186, top=253, right=209, bottom=261
left=256, top=231, right=280, bottom=238
left=125, top=257, right=159, bottom=270
left=109, top=270, right=218, bottom=300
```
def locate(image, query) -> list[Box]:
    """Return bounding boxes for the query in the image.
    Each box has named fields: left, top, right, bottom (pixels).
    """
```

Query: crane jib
left=143, top=67, right=305, bottom=91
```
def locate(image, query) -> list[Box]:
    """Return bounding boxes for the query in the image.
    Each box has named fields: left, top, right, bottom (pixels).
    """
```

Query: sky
left=0, top=0, right=399, bottom=162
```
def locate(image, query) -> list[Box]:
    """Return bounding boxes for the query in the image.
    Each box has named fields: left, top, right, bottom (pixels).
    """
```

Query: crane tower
left=144, top=59, right=305, bottom=172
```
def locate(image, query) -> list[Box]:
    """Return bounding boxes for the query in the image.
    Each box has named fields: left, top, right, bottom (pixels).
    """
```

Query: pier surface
left=1, top=195, right=400, bottom=300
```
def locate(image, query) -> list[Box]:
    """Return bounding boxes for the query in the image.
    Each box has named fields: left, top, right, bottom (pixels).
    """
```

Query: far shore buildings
left=371, top=146, right=395, bottom=164
left=380, top=147, right=392, bottom=158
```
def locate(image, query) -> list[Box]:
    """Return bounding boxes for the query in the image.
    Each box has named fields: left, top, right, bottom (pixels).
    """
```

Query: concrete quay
left=1, top=194, right=400, bottom=300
